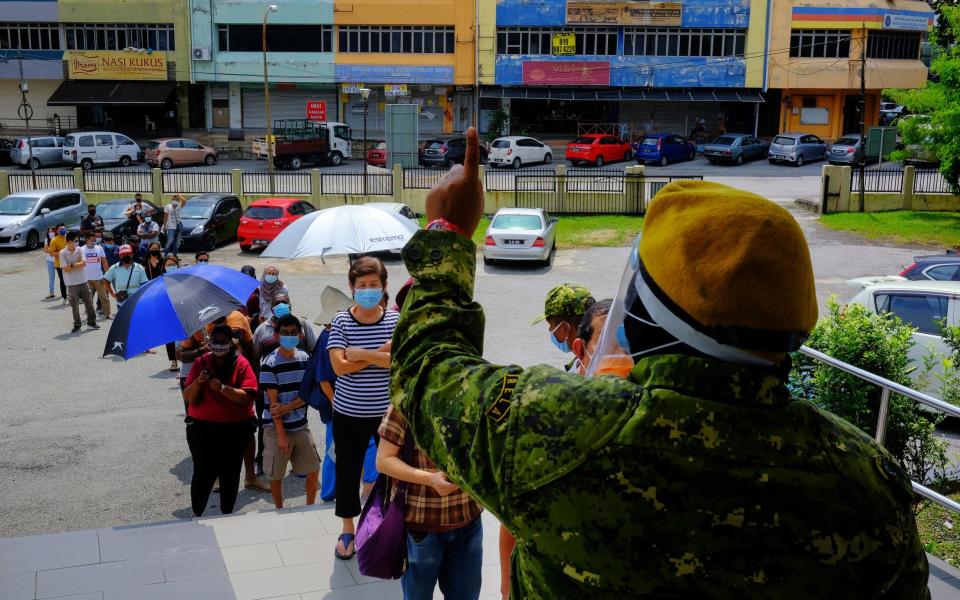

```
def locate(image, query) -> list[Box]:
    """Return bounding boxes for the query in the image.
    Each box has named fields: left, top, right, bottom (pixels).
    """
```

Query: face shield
left=585, top=236, right=641, bottom=379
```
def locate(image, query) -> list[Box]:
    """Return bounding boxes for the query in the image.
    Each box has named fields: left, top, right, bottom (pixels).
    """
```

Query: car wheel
left=659, top=156, right=668, bottom=167
left=204, top=154, right=217, bottom=166
left=329, top=152, right=343, bottom=167
left=160, top=158, right=173, bottom=170
left=541, top=243, right=556, bottom=267
left=119, top=155, right=132, bottom=167
left=768, top=159, right=777, bottom=165
left=543, top=153, right=551, bottom=164
left=595, top=155, right=604, bottom=168
left=795, top=155, right=804, bottom=167
left=688, top=150, right=695, bottom=161
left=27, top=157, right=40, bottom=170
left=512, top=157, right=521, bottom=170
left=25, top=229, right=39, bottom=251
left=707, top=158, right=716, bottom=165
left=483, top=255, right=493, bottom=266
left=203, top=234, right=217, bottom=251
left=289, top=156, right=303, bottom=170
left=735, top=154, right=744, bottom=166
left=240, top=244, right=252, bottom=253
left=80, top=158, right=94, bottom=170
left=624, top=151, right=632, bottom=162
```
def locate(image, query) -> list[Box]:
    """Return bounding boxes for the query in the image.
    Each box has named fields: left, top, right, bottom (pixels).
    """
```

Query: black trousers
left=333, top=411, right=382, bottom=518
left=186, top=418, right=254, bottom=517
left=55, top=267, right=66, bottom=299
left=254, top=393, right=265, bottom=468
left=165, top=342, right=176, bottom=361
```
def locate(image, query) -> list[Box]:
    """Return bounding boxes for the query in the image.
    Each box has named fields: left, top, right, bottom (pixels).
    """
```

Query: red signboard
left=306, top=100, right=327, bottom=122
left=521, top=61, right=611, bottom=86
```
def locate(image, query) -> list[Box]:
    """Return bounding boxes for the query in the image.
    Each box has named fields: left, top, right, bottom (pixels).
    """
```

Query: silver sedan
left=482, top=207, right=557, bottom=267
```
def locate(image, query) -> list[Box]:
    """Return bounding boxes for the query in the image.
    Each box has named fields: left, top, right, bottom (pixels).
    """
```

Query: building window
left=867, top=31, right=922, bottom=60
left=623, top=27, right=745, bottom=57
left=337, top=26, right=455, bottom=53
left=0, top=23, right=61, bottom=50
left=64, top=23, right=175, bottom=51
left=496, top=27, right=617, bottom=56
left=217, top=24, right=332, bottom=52
left=789, top=29, right=851, bottom=58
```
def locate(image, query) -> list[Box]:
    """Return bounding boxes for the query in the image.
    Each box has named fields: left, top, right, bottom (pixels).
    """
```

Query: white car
left=483, top=207, right=557, bottom=266
left=364, top=202, right=420, bottom=257
left=61, top=131, right=142, bottom=170
left=488, top=136, right=552, bottom=169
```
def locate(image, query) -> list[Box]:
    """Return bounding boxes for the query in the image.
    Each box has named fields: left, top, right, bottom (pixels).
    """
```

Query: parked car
left=10, top=135, right=66, bottom=170
left=898, top=115, right=940, bottom=166
left=703, top=134, right=769, bottom=165
left=565, top=134, right=632, bottom=167
left=0, top=189, right=87, bottom=250
left=0, top=138, right=13, bottom=166
left=827, top=134, right=865, bottom=165
left=900, top=253, right=960, bottom=281
left=767, top=132, right=827, bottom=167
left=366, top=141, right=387, bottom=167
left=488, top=136, right=552, bottom=169
left=365, top=201, right=418, bottom=224
left=238, top=197, right=316, bottom=252
left=61, top=131, right=143, bottom=170
left=67, top=197, right=163, bottom=244
left=179, top=193, right=243, bottom=251
left=633, top=133, right=696, bottom=166
left=419, top=137, right=488, bottom=168
left=482, top=207, right=557, bottom=266
left=145, top=138, right=217, bottom=170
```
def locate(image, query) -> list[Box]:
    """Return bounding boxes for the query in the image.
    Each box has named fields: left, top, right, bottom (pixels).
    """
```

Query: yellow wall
left=0, top=80, right=77, bottom=131
left=334, top=0, right=476, bottom=85
left=744, top=0, right=768, bottom=88
left=478, top=0, right=496, bottom=85
left=776, top=90, right=879, bottom=139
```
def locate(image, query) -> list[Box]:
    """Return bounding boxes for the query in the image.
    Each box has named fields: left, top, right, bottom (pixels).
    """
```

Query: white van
left=61, top=132, right=143, bottom=170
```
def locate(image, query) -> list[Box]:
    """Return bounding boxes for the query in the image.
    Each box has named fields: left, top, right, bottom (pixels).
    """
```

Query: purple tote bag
left=356, top=434, right=414, bottom=579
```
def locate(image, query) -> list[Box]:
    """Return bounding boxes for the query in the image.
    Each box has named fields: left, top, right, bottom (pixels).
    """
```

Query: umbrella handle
left=320, top=246, right=332, bottom=265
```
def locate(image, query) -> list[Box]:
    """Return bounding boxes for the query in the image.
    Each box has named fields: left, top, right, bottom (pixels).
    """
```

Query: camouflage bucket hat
left=532, top=283, right=594, bottom=325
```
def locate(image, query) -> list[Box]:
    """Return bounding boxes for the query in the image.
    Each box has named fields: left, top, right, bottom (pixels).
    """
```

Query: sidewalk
left=0, top=505, right=502, bottom=600
left=3, top=503, right=959, bottom=599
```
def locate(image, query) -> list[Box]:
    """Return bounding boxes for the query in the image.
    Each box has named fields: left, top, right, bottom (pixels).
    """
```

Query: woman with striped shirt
left=327, top=256, right=399, bottom=560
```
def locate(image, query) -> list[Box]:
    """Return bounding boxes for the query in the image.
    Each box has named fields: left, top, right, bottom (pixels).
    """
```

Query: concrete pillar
left=151, top=168, right=163, bottom=205
left=311, top=168, right=322, bottom=204
left=73, top=167, right=84, bottom=194
left=625, top=164, right=645, bottom=214
left=231, top=169, right=243, bottom=201
left=555, top=163, right=566, bottom=213
left=835, top=165, right=853, bottom=212
left=228, top=82, right=242, bottom=130
left=0, top=170, right=10, bottom=198
left=902, top=165, right=915, bottom=210
left=392, top=163, right=403, bottom=202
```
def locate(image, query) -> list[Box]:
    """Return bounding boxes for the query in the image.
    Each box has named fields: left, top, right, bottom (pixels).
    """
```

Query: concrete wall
left=0, top=80, right=77, bottom=131
left=820, top=164, right=960, bottom=213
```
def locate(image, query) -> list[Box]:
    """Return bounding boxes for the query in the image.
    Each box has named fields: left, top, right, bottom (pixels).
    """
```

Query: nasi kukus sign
left=567, top=1, right=682, bottom=26
left=66, top=50, right=167, bottom=80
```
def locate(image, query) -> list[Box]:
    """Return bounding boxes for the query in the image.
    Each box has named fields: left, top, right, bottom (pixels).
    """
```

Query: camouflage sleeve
left=391, top=229, right=523, bottom=519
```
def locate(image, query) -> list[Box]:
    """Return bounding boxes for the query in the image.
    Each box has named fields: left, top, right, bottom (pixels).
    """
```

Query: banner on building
left=552, top=33, right=576, bottom=56
left=883, top=13, right=929, bottom=31
left=566, top=2, right=682, bottom=26
left=65, top=51, right=167, bottom=80
left=384, top=84, right=409, bottom=97
left=306, top=101, right=327, bottom=122
left=341, top=83, right=366, bottom=94
left=521, top=61, right=611, bottom=86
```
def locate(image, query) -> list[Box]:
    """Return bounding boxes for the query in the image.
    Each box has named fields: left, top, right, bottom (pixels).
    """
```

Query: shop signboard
left=335, top=64, right=454, bottom=84
left=385, top=84, right=409, bottom=97
left=882, top=13, right=930, bottom=31
left=306, top=100, right=327, bottom=122
left=566, top=2, right=682, bottom=27
left=521, top=60, right=611, bottom=86
left=552, top=33, right=576, bottom=56
left=65, top=50, right=167, bottom=80
left=341, top=82, right=365, bottom=94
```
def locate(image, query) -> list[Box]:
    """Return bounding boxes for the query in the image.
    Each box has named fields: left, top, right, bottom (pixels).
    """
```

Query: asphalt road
left=0, top=196, right=941, bottom=538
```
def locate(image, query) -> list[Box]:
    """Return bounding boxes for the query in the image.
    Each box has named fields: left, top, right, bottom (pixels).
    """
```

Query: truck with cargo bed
left=252, top=120, right=352, bottom=170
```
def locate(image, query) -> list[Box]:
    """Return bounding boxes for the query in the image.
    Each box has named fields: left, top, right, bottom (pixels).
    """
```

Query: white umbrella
left=261, top=204, right=419, bottom=260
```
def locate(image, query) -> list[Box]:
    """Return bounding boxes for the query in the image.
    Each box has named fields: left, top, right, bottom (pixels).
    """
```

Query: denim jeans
left=46, top=260, right=56, bottom=294
left=164, top=224, right=182, bottom=257
left=402, top=518, right=482, bottom=600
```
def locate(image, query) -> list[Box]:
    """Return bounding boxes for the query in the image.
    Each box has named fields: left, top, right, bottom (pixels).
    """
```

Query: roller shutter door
left=242, top=88, right=337, bottom=129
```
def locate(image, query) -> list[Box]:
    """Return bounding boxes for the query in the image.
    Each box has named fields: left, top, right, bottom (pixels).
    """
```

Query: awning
left=48, top=80, right=176, bottom=106
left=480, top=87, right=766, bottom=103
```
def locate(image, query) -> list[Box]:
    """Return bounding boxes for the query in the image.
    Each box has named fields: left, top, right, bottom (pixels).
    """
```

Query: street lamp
left=359, top=87, right=371, bottom=197
left=262, top=4, right=279, bottom=194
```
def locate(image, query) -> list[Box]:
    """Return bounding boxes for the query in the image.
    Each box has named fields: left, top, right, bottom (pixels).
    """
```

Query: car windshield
left=640, top=136, right=659, bottom=147
left=492, top=214, right=542, bottom=230
left=0, top=195, right=37, bottom=215
left=492, top=140, right=511, bottom=149
left=375, top=142, right=386, bottom=150
left=773, top=136, right=797, bottom=146
left=64, top=134, right=76, bottom=146
left=181, top=203, right=214, bottom=220
left=97, top=202, right=136, bottom=219
left=425, top=141, right=444, bottom=149
left=834, top=137, right=859, bottom=146
left=571, top=137, right=596, bottom=145
left=712, top=136, right=737, bottom=146
left=244, top=206, right=283, bottom=219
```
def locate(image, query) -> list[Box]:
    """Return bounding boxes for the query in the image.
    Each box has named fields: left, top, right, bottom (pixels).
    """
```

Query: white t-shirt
left=59, top=247, right=88, bottom=287
left=138, top=220, right=160, bottom=238
left=81, top=243, right=106, bottom=281
left=165, top=202, right=182, bottom=228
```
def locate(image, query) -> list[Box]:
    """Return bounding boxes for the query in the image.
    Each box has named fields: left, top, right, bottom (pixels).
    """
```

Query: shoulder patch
left=486, top=374, right=518, bottom=423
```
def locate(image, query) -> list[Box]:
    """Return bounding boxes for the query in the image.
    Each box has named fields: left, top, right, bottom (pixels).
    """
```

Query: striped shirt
left=259, top=348, right=310, bottom=432
left=327, top=308, right=399, bottom=418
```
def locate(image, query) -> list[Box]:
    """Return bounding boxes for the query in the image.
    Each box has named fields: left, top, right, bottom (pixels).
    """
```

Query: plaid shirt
left=379, top=406, right=483, bottom=532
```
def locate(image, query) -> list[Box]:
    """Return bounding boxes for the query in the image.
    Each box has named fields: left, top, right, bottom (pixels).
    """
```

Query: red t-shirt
left=184, top=353, right=257, bottom=423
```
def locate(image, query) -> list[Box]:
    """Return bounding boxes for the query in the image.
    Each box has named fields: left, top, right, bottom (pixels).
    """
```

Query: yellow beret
left=639, top=181, right=817, bottom=352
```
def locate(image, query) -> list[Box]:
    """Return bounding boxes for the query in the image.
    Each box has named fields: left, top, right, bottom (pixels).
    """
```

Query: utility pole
left=17, top=52, right=37, bottom=186
left=262, top=4, right=278, bottom=195
left=858, top=26, right=866, bottom=213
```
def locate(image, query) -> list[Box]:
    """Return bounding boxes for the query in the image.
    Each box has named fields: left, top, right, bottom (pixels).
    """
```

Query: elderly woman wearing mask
left=257, top=265, right=288, bottom=324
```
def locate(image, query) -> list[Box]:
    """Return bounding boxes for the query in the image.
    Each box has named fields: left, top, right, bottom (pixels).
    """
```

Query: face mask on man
left=354, top=288, right=383, bottom=310
left=549, top=321, right=572, bottom=354
left=279, top=335, right=299, bottom=350
left=144, top=217, right=152, bottom=223
left=85, top=239, right=95, bottom=247
left=273, top=303, right=291, bottom=319
left=58, top=228, right=66, bottom=236
left=104, top=242, right=114, bottom=249
left=121, top=256, right=133, bottom=265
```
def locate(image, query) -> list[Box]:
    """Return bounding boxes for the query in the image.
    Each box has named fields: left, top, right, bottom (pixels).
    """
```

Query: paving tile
left=301, top=579, right=400, bottom=600
left=228, top=560, right=354, bottom=600
left=161, top=548, right=228, bottom=582
left=274, top=534, right=341, bottom=567
left=311, top=507, right=345, bottom=536
left=98, top=521, right=217, bottom=562
left=204, top=511, right=326, bottom=548
left=0, top=530, right=100, bottom=576
left=221, top=542, right=284, bottom=574
left=342, top=558, right=382, bottom=586
left=102, top=574, right=234, bottom=600
left=43, top=594, right=103, bottom=600
left=0, top=570, right=35, bottom=600
left=36, top=558, right=164, bottom=599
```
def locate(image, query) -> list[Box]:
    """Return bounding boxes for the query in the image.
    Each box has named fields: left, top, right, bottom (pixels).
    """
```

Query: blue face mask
left=549, top=322, right=572, bottom=354
left=279, top=335, right=299, bottom=350
left=165, top=265, right=177, bottom=272
left=264, top=274, right=278, bottom=284
left=615, top=324, right=630, bottom=353
left=354, top=288, right=383, bottom=310
left=103, top=243, right=114, bottom=249
left=273, top=303, right=291, bottom=318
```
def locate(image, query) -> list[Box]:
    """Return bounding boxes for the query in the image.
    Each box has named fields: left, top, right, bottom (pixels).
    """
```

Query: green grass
left=418, top=215, right=643, bottom=248
left=820, top=211, right=960, bottom=248
left=916, top=492, right=960, bottom=567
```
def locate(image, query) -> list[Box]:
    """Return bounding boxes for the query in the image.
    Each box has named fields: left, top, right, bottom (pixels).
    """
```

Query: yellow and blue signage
left=791, top=6, right=934, bottom=31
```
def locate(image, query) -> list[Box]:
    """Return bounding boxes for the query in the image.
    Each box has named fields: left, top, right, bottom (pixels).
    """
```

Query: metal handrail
left=799, top=345, right=960, bottom=513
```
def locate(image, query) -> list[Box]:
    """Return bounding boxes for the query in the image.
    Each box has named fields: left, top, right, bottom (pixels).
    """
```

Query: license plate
left=254, top=239, right=269, bottom=244
left=833, top=150, right=845, bottom=154
left=504, top=239, right=523, bottom=245
left=770, top=154, right=784, bottom=159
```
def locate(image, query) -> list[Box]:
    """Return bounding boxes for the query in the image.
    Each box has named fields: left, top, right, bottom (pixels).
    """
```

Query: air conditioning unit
left=192, top=47, right=211, bottom=60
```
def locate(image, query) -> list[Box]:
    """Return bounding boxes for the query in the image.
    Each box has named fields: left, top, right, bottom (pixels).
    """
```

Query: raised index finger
left=463, top=127, right=480, bottom=181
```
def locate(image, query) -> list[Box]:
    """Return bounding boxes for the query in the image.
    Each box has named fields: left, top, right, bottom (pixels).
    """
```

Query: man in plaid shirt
left=377, top=406, right=483, bottom=599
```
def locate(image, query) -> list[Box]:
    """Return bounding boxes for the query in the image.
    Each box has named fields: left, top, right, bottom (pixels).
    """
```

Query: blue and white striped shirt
left=327, top=308, right=399, bottom=418
left=259, top=348, right=310, bottom=432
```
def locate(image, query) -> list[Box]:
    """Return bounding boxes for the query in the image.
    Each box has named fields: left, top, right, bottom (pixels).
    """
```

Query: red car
left=367, top=141, right=387, bottom=167
left=565, top=134, right=633, bottom=167
left=238, top=197, right=316, bottom=252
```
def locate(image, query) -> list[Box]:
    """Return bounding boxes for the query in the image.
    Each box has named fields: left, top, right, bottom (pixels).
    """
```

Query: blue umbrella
left=103, top=265, right=259, bottom=359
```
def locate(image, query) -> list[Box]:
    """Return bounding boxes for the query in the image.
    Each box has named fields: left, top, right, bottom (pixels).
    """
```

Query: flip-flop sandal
left=335, top=533, right=356, bottom=560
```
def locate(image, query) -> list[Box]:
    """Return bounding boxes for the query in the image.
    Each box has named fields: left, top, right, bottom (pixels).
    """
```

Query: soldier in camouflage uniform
left=532, top=283, right=595, bottom=372
left=390, top=128, right=928, bottom=599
